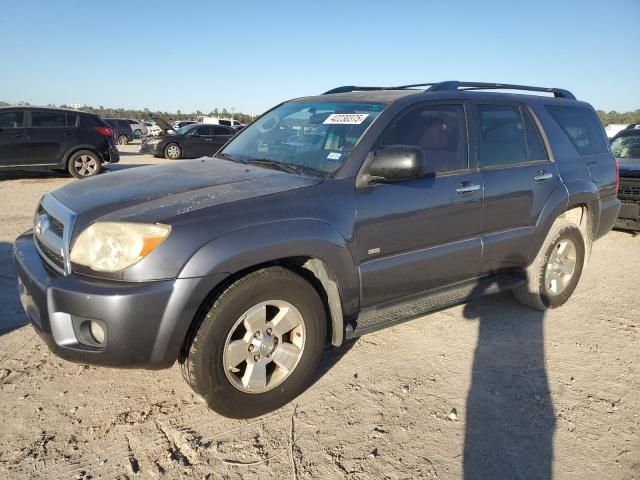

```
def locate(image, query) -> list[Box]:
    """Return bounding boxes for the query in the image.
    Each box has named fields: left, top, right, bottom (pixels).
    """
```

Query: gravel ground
left=0, top=144, right=638, bottom=479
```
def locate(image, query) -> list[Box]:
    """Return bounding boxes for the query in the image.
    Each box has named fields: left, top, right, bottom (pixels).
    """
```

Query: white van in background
left=196, top=116, right=245, bottom=128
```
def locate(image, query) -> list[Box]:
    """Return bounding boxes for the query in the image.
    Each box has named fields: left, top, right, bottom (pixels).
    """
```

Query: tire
left=164, top=143, right=182, bottom=160
left=180, top=267, right=326, bottom=418
left=513, top=221, right=586, bottom=310
left=67, top=150, right=102, bottom=179
left=117, top=135, right=129, bottom=145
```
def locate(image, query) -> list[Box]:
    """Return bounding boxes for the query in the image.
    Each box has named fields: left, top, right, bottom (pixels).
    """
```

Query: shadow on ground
left=0, top=241, right=28, bottom=336
left=462, top=287, right=555, bottom=480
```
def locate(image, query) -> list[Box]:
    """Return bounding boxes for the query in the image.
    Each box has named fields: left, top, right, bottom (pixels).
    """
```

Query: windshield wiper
left=215, top=152, right=242, bottom=163
left=246, top=158, right=303, bottom=175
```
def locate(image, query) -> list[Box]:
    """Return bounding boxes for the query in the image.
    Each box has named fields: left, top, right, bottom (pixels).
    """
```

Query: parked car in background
left=196, top=116, right=245, bottom=128
left=144, top=121, right=162, bottom=136
left=0, top=106, right=118, bottom=178
left=605, top=123, right=638, bottom=139
left=140, top=122, right=235, bottom=159
left=103, top=119, right=135, bottom=145
left=611, top=127, right=640, bottom=231
left=127, top=119, right=148, bottom=138
left=172, top=120, right=196, bottom=130
left=13, top=81, right=619, bottom=418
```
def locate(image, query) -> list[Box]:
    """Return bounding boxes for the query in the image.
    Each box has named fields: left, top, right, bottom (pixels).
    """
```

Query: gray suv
left=14, top=81, right=620, bottom=418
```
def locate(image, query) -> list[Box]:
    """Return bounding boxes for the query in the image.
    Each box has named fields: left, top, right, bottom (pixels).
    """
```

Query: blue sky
left=1, top=0, right=638, bottom=114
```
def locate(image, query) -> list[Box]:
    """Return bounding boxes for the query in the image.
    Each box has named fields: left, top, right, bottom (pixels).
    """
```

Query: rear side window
left=0, top=111, right=24, bottom=128
left=379, top=104, right=468, bottom=173
left=219, top=119, right=231, bottom=126
left=546, top=105, right=608, bottom=155
left=478, top=105, right=527, bottom=167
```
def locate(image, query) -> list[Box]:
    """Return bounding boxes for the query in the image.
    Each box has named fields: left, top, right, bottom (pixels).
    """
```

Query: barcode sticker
left=323, top=113, right=369, bottom=125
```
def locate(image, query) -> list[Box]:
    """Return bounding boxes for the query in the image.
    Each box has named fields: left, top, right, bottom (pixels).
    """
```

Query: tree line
left=2, top=100, right=639, bottom=126
left=0, top=101, right=255, bottom=124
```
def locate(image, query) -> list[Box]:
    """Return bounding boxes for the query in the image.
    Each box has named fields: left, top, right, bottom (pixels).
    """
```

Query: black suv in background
left=103, top=118, right=135, bottom=145
left=140, top=123, right=236, bottom=159
left=14, top=81, right=619, bottom=418
left=0, top=106, right=119, bottom=178
left=611, top=127, right=640, bottom=231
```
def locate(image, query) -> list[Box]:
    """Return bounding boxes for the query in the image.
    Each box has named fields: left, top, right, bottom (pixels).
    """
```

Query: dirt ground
left=0, top=144, right=638, bottom=479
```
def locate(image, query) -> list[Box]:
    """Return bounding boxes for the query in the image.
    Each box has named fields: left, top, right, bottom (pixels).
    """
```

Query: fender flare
left=178, top=219, right=359, bottom=346
left=62, top=145, right=106, bottom=167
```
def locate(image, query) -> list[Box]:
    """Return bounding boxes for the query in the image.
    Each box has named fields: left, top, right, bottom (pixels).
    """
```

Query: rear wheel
left=164, top=143, right=181, bottom=159
left=68, top=150, right=102, bottom=179
left=117, top=135, right=129, bottom=145
left=513, top=221, right=586, bottom=310
left=180, top=267, right=326, bottom=418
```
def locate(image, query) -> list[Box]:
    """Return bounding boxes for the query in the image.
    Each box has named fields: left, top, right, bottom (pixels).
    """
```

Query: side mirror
left=367, top=145, right=425, bottom=183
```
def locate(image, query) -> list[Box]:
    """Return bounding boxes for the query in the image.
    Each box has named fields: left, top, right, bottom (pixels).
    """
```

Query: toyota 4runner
left=14, top=81, right=620, bottom=418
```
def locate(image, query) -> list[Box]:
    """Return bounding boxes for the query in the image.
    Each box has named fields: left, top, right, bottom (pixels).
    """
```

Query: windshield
left=611, top=135, right=640, bottom=160
left=176, top=124, right=197, bottom=135
left=219, top=101, right=385, bottom=177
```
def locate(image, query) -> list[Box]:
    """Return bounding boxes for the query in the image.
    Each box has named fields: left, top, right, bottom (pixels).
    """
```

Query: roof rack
left=322, top=81, right=576, bottom=100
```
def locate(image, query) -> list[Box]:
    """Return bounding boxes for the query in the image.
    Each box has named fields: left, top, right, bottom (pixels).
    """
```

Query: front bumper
left=13, top=231, right=227, bottom=369
left=140, top=141, right=164, bottom=156
left=615, top=199, right=640, bottom=231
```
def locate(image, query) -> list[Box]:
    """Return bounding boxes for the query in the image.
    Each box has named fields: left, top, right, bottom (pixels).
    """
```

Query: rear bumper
left=13, top=231, right=227, bottom=369
left=595, top=195, right=621, bottom=239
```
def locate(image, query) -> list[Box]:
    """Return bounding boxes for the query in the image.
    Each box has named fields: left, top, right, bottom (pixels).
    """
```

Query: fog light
left=89, top=321, right=105, bottom=344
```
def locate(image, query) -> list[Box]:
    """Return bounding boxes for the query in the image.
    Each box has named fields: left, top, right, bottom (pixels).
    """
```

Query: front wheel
left=164, top=143, right=182, bottom=159
left=68, top=150, right=102, bottom=179
left=513, top=222, right=586, bottom=310
left=180, top=267, right=326, bottom=418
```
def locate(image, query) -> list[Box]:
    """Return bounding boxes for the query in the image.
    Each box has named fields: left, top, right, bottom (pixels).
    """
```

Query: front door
left=0, top=110, right=29, bottom=166
left=211, top=126, right=233, bottom=155
left=474, top=102, right=563, bottom=272
left=355, top=102, right=484, bottom=308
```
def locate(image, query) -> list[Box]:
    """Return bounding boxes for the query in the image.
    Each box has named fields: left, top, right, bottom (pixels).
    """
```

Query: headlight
left=70, top=222, right=171, bottom=272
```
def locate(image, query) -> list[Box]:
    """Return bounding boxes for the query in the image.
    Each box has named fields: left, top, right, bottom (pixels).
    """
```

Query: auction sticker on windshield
left=323, top=113, right=369, bottom=125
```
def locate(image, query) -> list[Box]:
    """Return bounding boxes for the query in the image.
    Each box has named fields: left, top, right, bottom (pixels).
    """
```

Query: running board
left=345, top=272, right=526, bottom=339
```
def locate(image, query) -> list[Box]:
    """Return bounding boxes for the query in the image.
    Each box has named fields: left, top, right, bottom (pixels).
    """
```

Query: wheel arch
left=62, top=145, right=104, bottom=167
left=178, top=220, right=359, bottom=347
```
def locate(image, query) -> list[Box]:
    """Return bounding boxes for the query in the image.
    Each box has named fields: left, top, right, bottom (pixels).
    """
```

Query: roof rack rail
left=426, top=81, right=576, bottom=100
left=322, top=81, right=576, bottom=100
left=322, top=86, right=387, bottom=95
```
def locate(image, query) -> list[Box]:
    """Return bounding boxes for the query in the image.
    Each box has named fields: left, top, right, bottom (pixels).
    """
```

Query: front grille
left=33, top=194, right=77, bottom=275
left=619, top=178, right=640, bottom=200
left=34, top=235, right=65, bottom=271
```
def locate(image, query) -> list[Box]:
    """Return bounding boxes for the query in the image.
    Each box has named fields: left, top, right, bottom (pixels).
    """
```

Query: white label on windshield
left=327, top=152, right=342, bottom=160
left=323, top=113, right=369, bottom=125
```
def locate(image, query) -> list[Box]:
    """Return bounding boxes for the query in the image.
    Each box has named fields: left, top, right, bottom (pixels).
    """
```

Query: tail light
left=613, top=155, right=619, bottom=194
left=95, top=126, right=113, bottom=137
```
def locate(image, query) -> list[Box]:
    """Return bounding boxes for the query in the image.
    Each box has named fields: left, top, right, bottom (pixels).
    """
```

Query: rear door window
left=546, top=105, right=608, bottom=155
left=0, top=111, right=24, bottom=128
left=31, top=111, right=67, bottom=127
left=522, top=110, right=548, bottom=161
left=478, top=104, right=527, bottom=167
left=213, top=126, right=231, bottom=136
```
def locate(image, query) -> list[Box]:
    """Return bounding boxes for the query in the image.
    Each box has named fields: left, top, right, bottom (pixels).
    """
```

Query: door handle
left=456, top=183, right=481, bottom=194
left=534, top=171, right=553, bottom=182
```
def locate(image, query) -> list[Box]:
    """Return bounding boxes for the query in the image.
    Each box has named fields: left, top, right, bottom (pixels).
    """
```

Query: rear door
left=212, top=126, right=233, bottom=154
left=184, top=125, right=215, bottom=157
left=474, top=102, right=562, bottom=272
left=26, top=110, right=78, bottom=165
left=0, top=109, right=29, bottom=166
left=355, top=102, right=484, bottom=307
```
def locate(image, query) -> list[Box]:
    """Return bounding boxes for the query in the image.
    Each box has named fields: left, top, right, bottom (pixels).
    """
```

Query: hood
left=52, top=158, right=322, bottom=226
left=617, top=157, right=640, bottom=178
left=150, top=116, right=174, bottom=132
